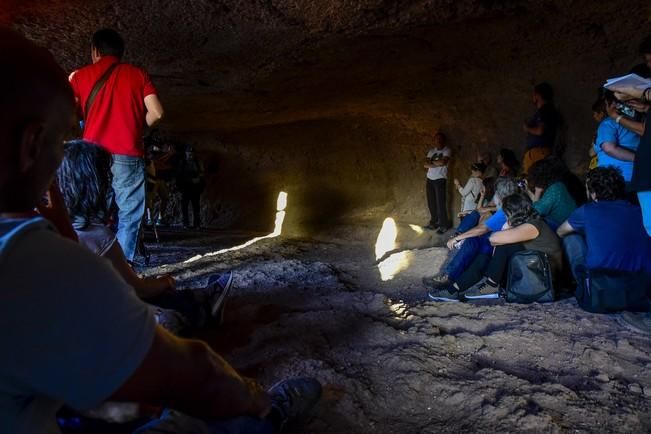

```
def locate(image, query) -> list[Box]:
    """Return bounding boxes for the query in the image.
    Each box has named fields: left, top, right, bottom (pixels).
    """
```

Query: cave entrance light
left=184, top=191, right=288, bottom=264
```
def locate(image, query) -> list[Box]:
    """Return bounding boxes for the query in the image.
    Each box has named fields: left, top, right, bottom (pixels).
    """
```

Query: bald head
left=0, top=28, right=75, bottom=212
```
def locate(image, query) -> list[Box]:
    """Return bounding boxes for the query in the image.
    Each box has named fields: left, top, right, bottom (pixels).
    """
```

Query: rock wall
left=6, top=0, right=651, bottom=234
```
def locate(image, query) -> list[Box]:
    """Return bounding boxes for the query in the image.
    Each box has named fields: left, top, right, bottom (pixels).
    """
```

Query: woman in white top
left=454, top=162, right=486, bottom=216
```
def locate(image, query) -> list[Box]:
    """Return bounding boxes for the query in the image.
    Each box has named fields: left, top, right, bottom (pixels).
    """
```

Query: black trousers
left=182, top=189, right=201, bottom=227
left=426, top=178, right=449, bottom=228
left=484, top=243, right=526, bottom=285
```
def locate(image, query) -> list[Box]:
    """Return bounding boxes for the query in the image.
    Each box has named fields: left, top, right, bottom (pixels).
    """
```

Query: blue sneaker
left=206, top=271, right=234, bottom=319
left=268, top=377, right=322, bottom=433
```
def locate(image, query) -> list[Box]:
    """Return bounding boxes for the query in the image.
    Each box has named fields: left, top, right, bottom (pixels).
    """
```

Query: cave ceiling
left=3, top=0, right=650, bottom=132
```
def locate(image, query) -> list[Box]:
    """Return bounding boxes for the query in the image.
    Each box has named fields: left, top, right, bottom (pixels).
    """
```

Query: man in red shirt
left=70, top=29, right=164, bottom=262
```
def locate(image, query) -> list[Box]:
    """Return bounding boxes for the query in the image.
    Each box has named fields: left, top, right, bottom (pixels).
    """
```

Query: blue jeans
left=133, top=409, right=275, bottom=434
left=457, top=211, right=480, bottom=234
left=562, top=233, right=587, bottom=283
left=444, top=235, right=493, bottom=281
left=639, top=191, right=651, bottom=237
left=111, top=155, right=145, bottom=261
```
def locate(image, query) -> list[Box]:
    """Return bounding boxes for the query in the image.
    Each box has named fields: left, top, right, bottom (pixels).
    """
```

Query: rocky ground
left=140, top=228, right=651, bottom=433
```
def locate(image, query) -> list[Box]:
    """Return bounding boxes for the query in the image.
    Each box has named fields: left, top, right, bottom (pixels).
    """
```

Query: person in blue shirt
left=557, top=167, right=651, bottom=309
left=594, top=93, right=640, bottom=184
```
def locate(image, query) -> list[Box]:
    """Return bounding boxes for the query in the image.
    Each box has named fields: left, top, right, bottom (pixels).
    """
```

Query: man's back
left=570, top=200, right=651, bottom=273
left=70, top=56, right=156, bottom=157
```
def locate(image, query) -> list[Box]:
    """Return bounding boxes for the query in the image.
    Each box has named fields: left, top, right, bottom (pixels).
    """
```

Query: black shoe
left=436, top=227, right=449, bottom=235
left=424, top=224, right=438, bottom=231
left=268, top=377, right=322, bottom=433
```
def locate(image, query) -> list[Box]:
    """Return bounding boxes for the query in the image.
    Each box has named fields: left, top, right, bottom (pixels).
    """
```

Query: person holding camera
left=598, top=92, right=640, bottom=186
left=423, top=132, right=451, bottom=233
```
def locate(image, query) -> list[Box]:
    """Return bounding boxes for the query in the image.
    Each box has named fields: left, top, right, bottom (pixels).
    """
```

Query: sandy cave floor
left=137, top=228, right=651, bottom=433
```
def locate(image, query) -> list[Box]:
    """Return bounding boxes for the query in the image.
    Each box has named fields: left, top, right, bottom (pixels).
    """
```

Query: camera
left=615, top=101, right=637, bottom=119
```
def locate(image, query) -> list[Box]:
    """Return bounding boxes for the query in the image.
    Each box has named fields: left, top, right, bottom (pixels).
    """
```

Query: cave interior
left=5, top=1, right=651, bottom=432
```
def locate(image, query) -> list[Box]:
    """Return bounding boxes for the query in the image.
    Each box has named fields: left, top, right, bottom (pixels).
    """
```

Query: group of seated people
left=424, top=162, right=651, bottom=313
left=0, top=29, right=321, bottom=434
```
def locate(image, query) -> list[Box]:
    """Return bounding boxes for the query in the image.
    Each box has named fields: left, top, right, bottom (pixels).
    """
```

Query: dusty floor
left=140, top=228, right=651, bottom=433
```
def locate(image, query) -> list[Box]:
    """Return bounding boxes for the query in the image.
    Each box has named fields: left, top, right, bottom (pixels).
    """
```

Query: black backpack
left=504, top=250, right=555, bottom=304
left=575, top=267, right=651, bottom=313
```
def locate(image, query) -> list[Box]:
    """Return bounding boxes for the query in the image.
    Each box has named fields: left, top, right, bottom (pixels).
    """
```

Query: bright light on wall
left=184, top=191, right=288, bottom=263
left=375, top=217, right=398, bottom=260
left=375, top=217, right=411, bottom=281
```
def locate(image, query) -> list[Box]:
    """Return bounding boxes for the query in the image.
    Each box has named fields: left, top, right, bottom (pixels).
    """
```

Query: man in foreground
left=0, top=28, right=320, bottom=434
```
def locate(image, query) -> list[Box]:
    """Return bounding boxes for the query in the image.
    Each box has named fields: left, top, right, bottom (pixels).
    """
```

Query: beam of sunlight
left=378, top=251, right=412, bottom=281
left=184, top=191, right=288, bottom=264
left=375, top=217, right=412, bottom=281
left=375, top=217, right=398, bottom=260
left=409, top=224, right=424, bottom=234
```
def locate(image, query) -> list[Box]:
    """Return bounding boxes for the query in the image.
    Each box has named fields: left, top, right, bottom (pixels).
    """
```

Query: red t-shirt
left=70, top=56, right=157, bottom=157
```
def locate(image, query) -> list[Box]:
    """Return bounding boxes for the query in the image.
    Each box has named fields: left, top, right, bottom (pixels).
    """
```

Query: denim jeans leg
left=562, top=233, right=588, bottom=283
left=133, top=409, right=275, bottom=434
left=111, top=155, right=145, bottom=262
left=444, top=237, right=481, bottom=281
left=457, top=211, right=480, bottom=233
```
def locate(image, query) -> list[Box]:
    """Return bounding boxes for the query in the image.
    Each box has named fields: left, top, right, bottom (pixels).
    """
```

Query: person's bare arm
left=144, top=94, right=164, bottom=127
left=600, top=142, right=636, bottom=162
left=489, top=223, right=539, bottom=246
left=446, top=224, right=490, bottom=249
left=556, top=220, right=575, bottom=238
left=104, top=242, right=173, bottom=298
left=431, top=157, right=449, bottom=167
left=606, top=100, right=646, bottom=136
left=111, top=326, right=271, bottom=420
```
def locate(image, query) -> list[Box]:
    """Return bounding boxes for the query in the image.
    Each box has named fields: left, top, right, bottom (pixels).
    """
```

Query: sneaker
left=463, top=278, right=500, bottom=300
left=154, top=308, right=188, bottom=335
left=206, top=271, right=235, bottom=319
left=268, top=377, right=322, bottom=433
left=427, top=287, right=460, bottom=302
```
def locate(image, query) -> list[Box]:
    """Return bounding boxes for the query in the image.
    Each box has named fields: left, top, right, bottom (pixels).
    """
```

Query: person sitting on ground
left=430, top=193, right=562, bottom=301
left=589, top=98, right=607, bottom=170
left=454, top=162, right=485, bottom=217
left=477, top=151, right=499, bottom=179
left=423, top=177, right=519, bottom=298
left=557, top=167, right=651, bottom=312
left=57, top=139, right=230, bottom=334
left=0, top=28, right=321, bottom=434
left=525, top=156, right=577, bottom=230
left=497, top=147, right=519, bottom=177
left=598, top=91, right=640, bottom=186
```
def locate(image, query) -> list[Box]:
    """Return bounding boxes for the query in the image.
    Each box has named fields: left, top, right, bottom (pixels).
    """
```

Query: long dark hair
left=502, top=193, right=539, bottom=227
left=56, top=140, right=113, bottom=229
left=498, top=148, right=519, bottom=173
